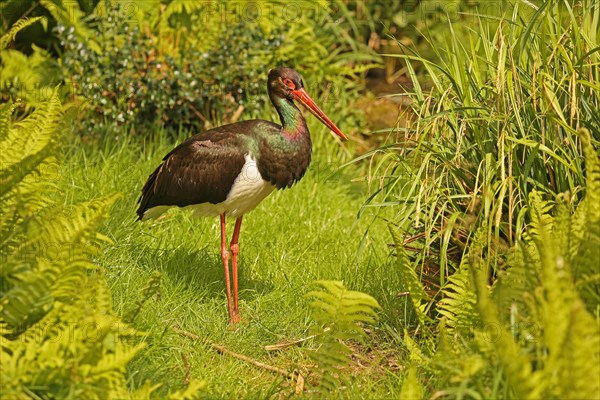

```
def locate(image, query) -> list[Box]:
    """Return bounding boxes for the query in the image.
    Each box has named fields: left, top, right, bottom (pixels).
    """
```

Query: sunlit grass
left=57, top=132, right=406, bottom=398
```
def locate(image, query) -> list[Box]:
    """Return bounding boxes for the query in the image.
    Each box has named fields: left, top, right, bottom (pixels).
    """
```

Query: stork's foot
left=229, top=312, right=242, bottom=325
left=227, top=312, right=242, bottom=329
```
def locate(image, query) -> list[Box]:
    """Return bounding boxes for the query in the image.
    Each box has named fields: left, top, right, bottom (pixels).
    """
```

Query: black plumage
left=136, top=119, right=312, bottom=220
left=137, top=124, right=247, bottom=219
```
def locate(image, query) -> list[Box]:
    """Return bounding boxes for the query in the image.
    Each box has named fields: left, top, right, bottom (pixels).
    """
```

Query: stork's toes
left=229, top=312, right=242, bottom=325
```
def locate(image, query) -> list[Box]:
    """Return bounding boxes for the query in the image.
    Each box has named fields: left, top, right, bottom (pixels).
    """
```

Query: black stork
left=136, top=67, right=346, bottom=324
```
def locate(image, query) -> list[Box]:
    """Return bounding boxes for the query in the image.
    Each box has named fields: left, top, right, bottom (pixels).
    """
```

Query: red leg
left=220, top=214, right=234, bottom=323
left=230, top=216, right=243, bottom=323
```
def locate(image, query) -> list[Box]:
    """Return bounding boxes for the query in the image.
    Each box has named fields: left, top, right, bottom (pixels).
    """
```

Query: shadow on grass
left=143, top=246, right=273, bottom=303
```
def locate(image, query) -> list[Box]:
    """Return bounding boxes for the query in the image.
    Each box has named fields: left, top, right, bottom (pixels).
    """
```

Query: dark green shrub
left=58, top=2, right=288, bottom=135
left=57, top=0, right=373, bottom=148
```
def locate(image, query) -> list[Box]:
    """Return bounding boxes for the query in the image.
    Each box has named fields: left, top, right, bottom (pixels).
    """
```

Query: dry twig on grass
left=171, top=325, right=305, bottom=394
left=181, top=352, right=192, bottom=385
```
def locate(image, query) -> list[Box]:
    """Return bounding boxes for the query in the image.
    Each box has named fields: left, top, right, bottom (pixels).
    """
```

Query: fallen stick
left=172, top=325, right=201, bottom=340
left=171, top=325, right=305, bottom=393
left=211, top=343, right=291, bottom=377
left=212, top=344, right=305, bottom=395
left=181, top=351, right=192, bottom=385
left=264, top=335, right=318, bottom=351
left=264, top=327, right=330, bottom=351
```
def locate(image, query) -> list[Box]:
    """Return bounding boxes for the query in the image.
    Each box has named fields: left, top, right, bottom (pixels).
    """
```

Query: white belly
left=143, top=154, right=275, bottom=220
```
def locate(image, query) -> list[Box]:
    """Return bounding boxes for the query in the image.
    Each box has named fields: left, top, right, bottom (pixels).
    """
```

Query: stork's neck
left=270, top=95, right=308, bottom=139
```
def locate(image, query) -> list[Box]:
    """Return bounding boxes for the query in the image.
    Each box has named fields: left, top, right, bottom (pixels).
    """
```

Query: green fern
left=422, top=175, right=600, bottom=399
left=307, top=280, right=380, bottom=392
left=0, top=16, right=46, bottom=49
left=399, top=364, right=424, bottom=399
left=525, top=189, right=599, bottom=398
left=366, top=1, right=599, bottom=396
left=39, top=0, right=100, bottom=53
left=436, top=267, right=478, bottom=335
left=0, top=15, right=62, bottom=112
left=471, top=185, right=598, bottom=398
left=470, top=250, right=544, bottom=400
left=0, top=45, right=62, bottom=112
left=0, top=86, right=203, bottom=399
left=388, top=224, right=430, bottom=327
left=570, top=128, right=600, bottom=312
left=0, top=87, right=61, bottom=198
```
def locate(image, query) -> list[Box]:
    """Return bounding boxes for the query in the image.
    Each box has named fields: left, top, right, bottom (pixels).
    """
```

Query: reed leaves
left=366, top=1, right=600, bottom=397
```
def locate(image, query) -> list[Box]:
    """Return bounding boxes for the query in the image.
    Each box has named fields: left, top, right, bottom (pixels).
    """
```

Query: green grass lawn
left=58, top=134, right=408, bottom=398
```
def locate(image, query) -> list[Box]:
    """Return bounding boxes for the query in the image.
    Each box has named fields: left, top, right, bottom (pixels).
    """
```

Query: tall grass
left=352, top=1, right=600, bottom=396
left=365, top=0, right=599, bottom=286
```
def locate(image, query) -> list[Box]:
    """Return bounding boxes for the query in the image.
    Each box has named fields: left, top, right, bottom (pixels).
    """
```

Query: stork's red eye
left=283, top=78, right=295, bottom=90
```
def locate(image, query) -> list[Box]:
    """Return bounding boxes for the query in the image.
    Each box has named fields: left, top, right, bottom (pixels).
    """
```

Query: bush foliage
left=54, top=0, right=374, bottom=138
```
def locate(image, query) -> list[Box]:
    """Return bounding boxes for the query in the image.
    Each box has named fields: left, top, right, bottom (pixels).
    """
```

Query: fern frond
left=39, top=0, right=100, bottom=53
left=309, top=280, right=379, bottom=338
left=0, top=44, right=60, bottom=110
left=0, top=17, right=46, bottom=50
left=531, top=192, right=600, bottom=398
left=579, top=128, right=600, bottom=222
left=568, top=128, right=600, bottom=310
left=0, top=91, right=200, bottom=399
left=433, top=319, right=489, bottom=386
left=388, top=224, right=430, bottom=326
left=2, top=194, right=120, bottom=335
left=403, top=330, right=427, bottom=363
left=470, top=250, right=543, bottom=399
left=0, top=101, right=18, bottom=140
left=307, top=280, right=380, bottom=392
left=492, top=242, right=541, bottom=328
left=24, top=194, right=120, bottom=256
left=437, top=267, right=478, bottom=335
left=2, top=194, right=120, bottom=336
left=525, top=190, right=554, bottom=241
left=1, top=270, right=53, bottom=334
left=400, top=364, right=424, bottom=399
left=556, top=299, right=600, bottom=398
left=0, top=87, right=62, bottom=199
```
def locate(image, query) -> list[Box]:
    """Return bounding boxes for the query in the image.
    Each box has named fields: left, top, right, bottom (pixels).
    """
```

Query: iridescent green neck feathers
left=272, top=96, right=308, bottom=138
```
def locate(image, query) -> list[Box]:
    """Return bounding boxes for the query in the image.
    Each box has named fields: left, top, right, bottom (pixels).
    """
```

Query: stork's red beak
left=292, top=88, right=347, bottom=140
